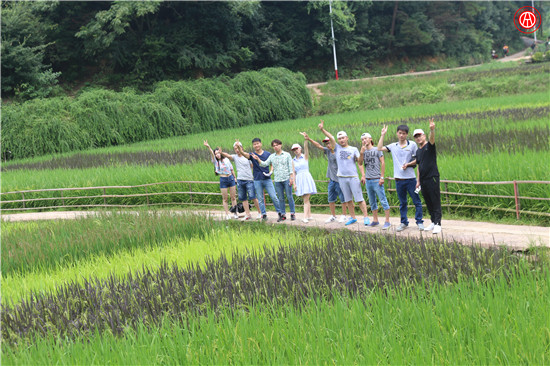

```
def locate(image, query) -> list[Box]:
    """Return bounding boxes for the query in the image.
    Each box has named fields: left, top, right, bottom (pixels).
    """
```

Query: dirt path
left=2, top=210, right=548, bottom=251
left=307, top=48, right=531, bottom=94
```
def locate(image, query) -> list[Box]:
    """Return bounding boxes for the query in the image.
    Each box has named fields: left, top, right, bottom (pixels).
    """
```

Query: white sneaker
left=325, top=215, right=337, bottom=223
left=432, top=224, right=442, bottom=234
left=241, top=215, right=252, bottom=221
left=233, top=214, right=239, bottom=219
left=338, top=215, right=347, bottom=223
left=302, top=218, right=309, bottom=223
left=425, top=223, right=435, bottom=231
left=256, top=214, right=262, bottom=220
left=225, top=214, right=232, bottom=220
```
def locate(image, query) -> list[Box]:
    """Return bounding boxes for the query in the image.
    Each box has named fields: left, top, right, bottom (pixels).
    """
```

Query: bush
left=1, top=68, right=311, bottom=159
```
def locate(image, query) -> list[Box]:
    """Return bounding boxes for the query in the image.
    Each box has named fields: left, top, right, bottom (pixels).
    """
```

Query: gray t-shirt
left=231, top=154, right=254, bottom=181
left=323, top=147, right=339, bottom=182
left=385, top=140, right=417, bottom=179
left=363, top=147, right=383, bottom=179
left=335, top=144, right=360, bottom=178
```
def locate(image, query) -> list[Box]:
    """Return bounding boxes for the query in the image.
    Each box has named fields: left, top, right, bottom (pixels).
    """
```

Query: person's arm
left=255, top=153, right=271, bottom=167
left=429, top=118, right=435, bottom=145
left=415, top=164, right=420, bottom=189
left=288, top=154, right=294, bottom=187
left=203, top=140, right=215, bottom=161
left=379, top=154, right=386, bottom=186
left=318, top=120, right=336, bottom=152
left=358, top=140, right=367, bottom=166
left=377, top=125, right=389, bottom=152
left=229, top=159, right=237, bottom=180
left=235, top=139, right=251, bottom=159
left=403, top=159, right=417, bottom=170
left=307, top=137, right=325, bottom=151
left=304, top=139, right=309, bottom=160
left=220, top=151, right=233, bottom=160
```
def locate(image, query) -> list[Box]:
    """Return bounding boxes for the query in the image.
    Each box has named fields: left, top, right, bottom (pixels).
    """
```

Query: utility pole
left=329, top=0, right=338, bottom=80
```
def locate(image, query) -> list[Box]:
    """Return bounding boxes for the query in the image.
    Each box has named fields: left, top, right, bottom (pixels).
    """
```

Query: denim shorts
left=327, top=179, right=345, bottom=203
left=219, top=175, right=236, bottom=189
left=237, top=179, right=256, bottom=201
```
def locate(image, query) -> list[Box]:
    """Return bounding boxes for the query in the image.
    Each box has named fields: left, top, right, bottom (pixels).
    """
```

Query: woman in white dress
left=291, top=132, right=317, bottom=223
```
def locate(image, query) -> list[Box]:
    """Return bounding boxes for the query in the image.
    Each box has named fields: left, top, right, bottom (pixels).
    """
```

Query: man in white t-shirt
left=220, top=142, right=261, bottom=220
left=319, top=120, right=370, bottom=226
left=377, top=124, right=424, bottom=232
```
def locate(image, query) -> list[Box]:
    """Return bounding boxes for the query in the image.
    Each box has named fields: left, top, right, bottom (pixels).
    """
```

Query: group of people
left=204, top=119, right=442, bottom=234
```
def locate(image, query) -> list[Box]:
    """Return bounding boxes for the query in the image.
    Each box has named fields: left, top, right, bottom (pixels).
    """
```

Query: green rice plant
left=2, top=223, right=534, bottom=346
left=1, top=222, right=310, bottom=305
left=5, top=266, right=547, bottom=365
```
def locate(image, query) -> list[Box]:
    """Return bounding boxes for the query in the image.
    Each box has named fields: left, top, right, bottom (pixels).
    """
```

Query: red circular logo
left=514, top=6, right=541, bottom=34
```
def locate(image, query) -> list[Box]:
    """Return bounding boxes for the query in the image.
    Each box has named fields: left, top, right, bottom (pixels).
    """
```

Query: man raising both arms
left=411, top=119, right=442, bottom=234
left=319, top=120, right=370, bottom=226
left=377, top=124, right=424, bottom=232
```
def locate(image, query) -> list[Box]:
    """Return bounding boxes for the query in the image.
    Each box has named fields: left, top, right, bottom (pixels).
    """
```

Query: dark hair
left=213, top=148, right=221, bottom=175
left=252, top=138, right=261, bottom=143
left=271, top=139, right=282, bottom=146
left=397, top=125, right=409, bottom=134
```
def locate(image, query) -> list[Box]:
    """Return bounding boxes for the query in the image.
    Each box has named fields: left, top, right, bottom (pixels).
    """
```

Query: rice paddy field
left=2, top=211, right=549, bottom=364
left=2, top=62, right=550, bottom=363
left=2, top=63, right=550, bottom=224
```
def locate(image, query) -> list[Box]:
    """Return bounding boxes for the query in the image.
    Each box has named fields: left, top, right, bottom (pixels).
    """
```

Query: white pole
left=532, top=0, right=537, bottom=43
left=329, top=0, right=338, bottom=80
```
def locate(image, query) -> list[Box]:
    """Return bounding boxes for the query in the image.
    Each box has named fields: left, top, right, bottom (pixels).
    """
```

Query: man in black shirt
left=412, top=118, right=442, bottom=234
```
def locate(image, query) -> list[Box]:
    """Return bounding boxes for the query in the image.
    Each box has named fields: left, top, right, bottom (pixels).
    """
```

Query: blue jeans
left=366, top=179, right=390, bottom=211
left=275, top=180, right=295, bottom=215
left=395, top=179, right=423, bottom=225
left=254, top=179, right=281, bottom=215
left=327, top=179, right=345, bottom=203
left=237, top=180, right=256, bottom=201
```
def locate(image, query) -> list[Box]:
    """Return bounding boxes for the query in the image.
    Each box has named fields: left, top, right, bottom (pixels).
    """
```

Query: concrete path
left=2, top=210, right=548, bottom=251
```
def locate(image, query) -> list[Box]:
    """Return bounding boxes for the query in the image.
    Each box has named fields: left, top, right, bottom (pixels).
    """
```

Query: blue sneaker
left=382, top=222, right=391, bottom=230
left=369, top=221, right=379, bottom=227
left=345, top=218, right=357, bottom=226
left=363, top=217, right=370, bottom=226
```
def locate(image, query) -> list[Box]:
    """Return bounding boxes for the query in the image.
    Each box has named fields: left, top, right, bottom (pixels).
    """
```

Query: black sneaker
left=262, top=214, right=268, bottom=221
left=291, top=214, right=296, bottom=221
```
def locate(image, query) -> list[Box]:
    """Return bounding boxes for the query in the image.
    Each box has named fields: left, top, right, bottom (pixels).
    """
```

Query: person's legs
left=284, top=180, right=295, bottom=214
left=220, top=187, right=229, bottom=215
left=375, top=183, right=391, bottom=224
left=254, top=180, right=266, bottom=215
left=405, top=179, right=423, bottom=225
left=274, top=181, right=286, bottom=215
left=395, top=180, right=409, bottom=225
left=303, top=194, right=311, bottom=218
left=229, top=185, right=237, bottom=207
left=327, top=180, right=338, bottom=217
left=366, top=180, right=379, bottom=222
left=422, top=176, right=442, bottom=225
left=263, top=180, right=281, bottom=214
left=237, top=180, right=251, bottom=216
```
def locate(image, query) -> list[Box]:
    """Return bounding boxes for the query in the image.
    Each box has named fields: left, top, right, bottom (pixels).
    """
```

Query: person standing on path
left=203, top=140, right=238, bottom=220
left=319, top=120, right=371, bottom=226
left=377, top=124, right=424, bottom=231
left=251, top=139, right=296, bottom=222
left=291, top=133, right=317, bottom=223
left=304, top=134, right=349, bottom=223
left=409, top=119, right=442, bottom=234
left=358, top=132, right=391, bottom=230
left=220, top=141, right=261, bottom=220
left=236, top=138, right=282, bottom=221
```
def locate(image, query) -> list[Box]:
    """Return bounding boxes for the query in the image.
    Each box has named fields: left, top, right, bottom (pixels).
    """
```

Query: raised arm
left=377, top=125, right=389, bottom=152
left=203, top=140, right=215, bottom=160
left=429, top=118, right=435, bottom=145
left=318, top=120, right=336, bottom=152
left=303, top=133, right=325, bottom=151
left=300, top=132, right=310, bottom=160
left=218, top=146, right=233, bottom=161
left=235, top=139, right=251, bottom=159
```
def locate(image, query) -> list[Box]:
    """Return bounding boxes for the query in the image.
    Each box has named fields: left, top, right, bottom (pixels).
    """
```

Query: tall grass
left=1, top=68, right=311, bottom=159
left=4, top=267, right=548, bottom=364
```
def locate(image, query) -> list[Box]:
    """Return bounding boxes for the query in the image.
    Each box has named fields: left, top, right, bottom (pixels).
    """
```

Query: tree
left=1, top=1, right=60, bottom=99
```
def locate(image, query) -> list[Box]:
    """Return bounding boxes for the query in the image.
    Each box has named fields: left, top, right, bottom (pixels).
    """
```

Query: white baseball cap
left=336, top=131, right=347, bottom=139
left=413, top=129, right=425, bottom=137
left=322, top=137, right=330, bottom=142
left=291, top=143, right=301, bottom=150
left=233, top=141, right=242, bottom=147
left=361, top=132, right=372, bottom=139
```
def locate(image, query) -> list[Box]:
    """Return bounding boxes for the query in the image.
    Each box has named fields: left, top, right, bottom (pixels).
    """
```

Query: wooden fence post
left=61, top=190, right=65, bottom=207
left=21, top=192, right=25, bottom=209
left=189, top=183, right=193, bottom=204
left=103, top=188, right=107, bottom=206
left=513, top=180, right=520, bottom=220
left=444, top=182, right=449, bottom=214
left=145, top=186, right=149, bottom=206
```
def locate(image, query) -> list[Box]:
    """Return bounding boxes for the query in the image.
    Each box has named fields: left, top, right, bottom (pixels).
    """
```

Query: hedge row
left=1, top=68, right=312, bottom=159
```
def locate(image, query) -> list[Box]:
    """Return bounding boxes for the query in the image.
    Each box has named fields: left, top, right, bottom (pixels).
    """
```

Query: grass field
left=2, top=212, right=549, bottom=364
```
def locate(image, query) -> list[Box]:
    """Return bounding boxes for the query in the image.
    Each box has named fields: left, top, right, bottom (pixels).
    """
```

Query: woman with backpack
left=204, top=140, right=238, bottom=220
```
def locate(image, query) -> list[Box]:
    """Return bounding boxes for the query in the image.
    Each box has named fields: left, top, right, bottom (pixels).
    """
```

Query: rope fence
left=1, top=179, right=549, bottom=219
